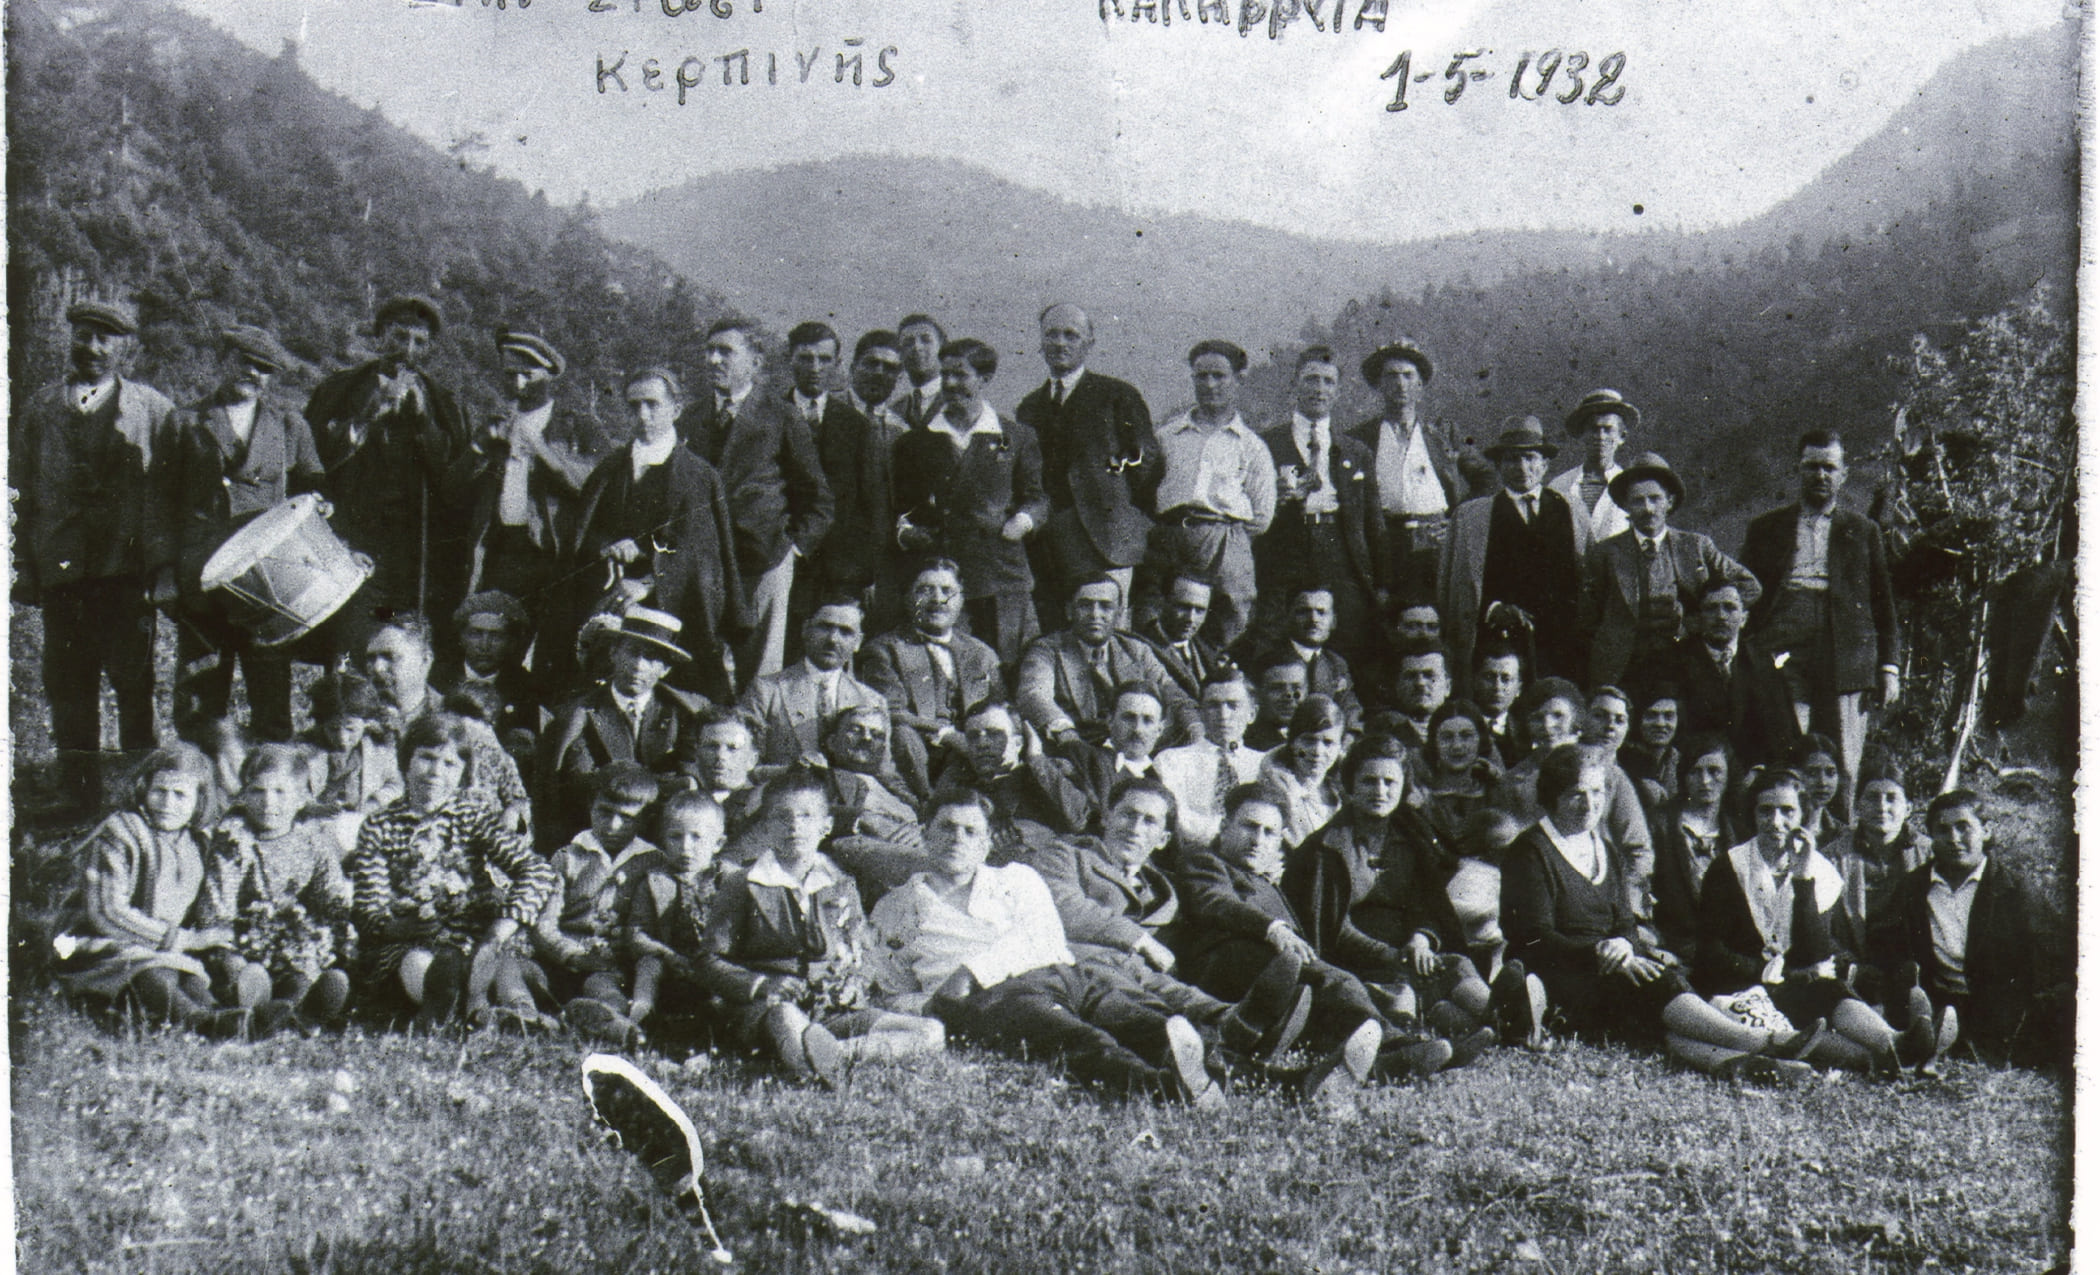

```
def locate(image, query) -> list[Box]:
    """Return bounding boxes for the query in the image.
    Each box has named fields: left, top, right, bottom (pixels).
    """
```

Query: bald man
left=1016, top=303, right=1160, bottom=631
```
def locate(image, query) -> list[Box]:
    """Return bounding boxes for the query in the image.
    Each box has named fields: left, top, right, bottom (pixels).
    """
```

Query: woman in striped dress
left=347, top=713, right=559, bottom=1031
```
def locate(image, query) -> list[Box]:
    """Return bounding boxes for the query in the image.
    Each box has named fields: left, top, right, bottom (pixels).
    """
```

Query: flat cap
left=67, top=299, right=139, bottom=336
left=496, top=328, right=564, bottom=377
left=375, top=294, right=444, bottom=336
left=220, top=324, right=295, bottom=373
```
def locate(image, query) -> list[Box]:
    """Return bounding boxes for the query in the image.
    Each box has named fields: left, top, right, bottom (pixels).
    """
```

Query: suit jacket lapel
left=588, top=691, right=636, bottom=761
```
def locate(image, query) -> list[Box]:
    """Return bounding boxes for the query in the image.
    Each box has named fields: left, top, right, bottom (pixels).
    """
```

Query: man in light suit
left=1739, top=430, right=1901, bottom=814
left=1016, top=302, right=1161, bottom=631
left=1347, top=337, right=1486, bottom=602
left=1441, top=417, right=1592, bottom=685
left=860, top=558, right=1006, bottom=799
left=676, top=317, right=836, bottom=689
left=740, top=596, right=886, bottom=767
left=1254, top=345, right=1387, bottom=667
left=1018, top=575, right=1199, bottom=751
left=1548, top=389, right=1638, bottom=546
left=538, top=607, right=705, bottom=845
left=1580, top=451, right=1761, bottom=690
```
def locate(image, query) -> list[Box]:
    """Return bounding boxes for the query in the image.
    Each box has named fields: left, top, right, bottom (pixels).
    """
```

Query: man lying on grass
left=870, top=788, right=1380, bottom=1109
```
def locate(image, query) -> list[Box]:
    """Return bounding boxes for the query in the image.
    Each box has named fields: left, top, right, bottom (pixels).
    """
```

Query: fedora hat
left=1564, top=388, right=1641, bottom=435
left=1360, top=337, right=1433, bottom=386
left=1483, top=416, right=1558, bottom=461
left=1607, top=451, right=1685, bottom=509
left=608, top=606, right=691, bottom=664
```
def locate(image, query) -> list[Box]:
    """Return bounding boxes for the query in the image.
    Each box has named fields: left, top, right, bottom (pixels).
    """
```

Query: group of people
left=23, top=292, right=2065, bottom=1110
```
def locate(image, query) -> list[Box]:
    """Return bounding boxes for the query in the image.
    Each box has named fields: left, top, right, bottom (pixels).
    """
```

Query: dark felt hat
left=1607, top=451, right=1685, bottom=509
left=1483, top=416, right=1558, bottom=461
left=66, top=299, right=139, bottom=336
left=496, top=328, right=565, bottom=377
left=608, top=606, right=691, bottom=664
left=220, top=324, right=295, bottom=373
left=1564, top=388, right=1642, bottom=435
left=375, top=294, right=444, bottom=336
left=1360, top=337, right=1433, bottom=386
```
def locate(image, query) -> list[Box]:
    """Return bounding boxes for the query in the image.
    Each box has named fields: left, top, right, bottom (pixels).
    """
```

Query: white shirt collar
left=746, top=848, right=842, bottom=893
left=1114, top=753, right=1153, bottom=778
left=1166, top=410, right=1252, bottom=438
left=1291, top=412, right=1331, bottom=447
left=608, top=685, right=650, bottom=723
left=1051, top=368, right=1085, bottom=398
left=1638, top=528, right=1670, bottom=552
left=1289, top=640, right=1321, bottom=664
left=1931, top=858, right=1988, bottom=891
left=932, top=400, right=1004, bottom=447
left=567, top=830, right=658, bottom=874
left=632, top=432, right=677, bottom=476
left=509, top=400, right=554, bottom=444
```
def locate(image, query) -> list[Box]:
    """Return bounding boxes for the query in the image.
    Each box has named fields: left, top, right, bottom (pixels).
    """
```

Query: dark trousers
left=961, top=591, right=1039, bottom=671
left=932, top=962, right=1179, bottom=1098
left=174, top=602, right=295, bottom=741
left=1185, top=936, right=1381, bottom=1049
left=42, top=577, right=158, bottom=753
left=1383, top=514, right=1447, bottom=603
left=1075, top=945, right=1229, bottom=1024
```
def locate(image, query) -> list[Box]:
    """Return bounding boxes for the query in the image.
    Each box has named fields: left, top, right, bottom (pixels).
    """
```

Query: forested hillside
left=5, top=0, right=728, bottom=433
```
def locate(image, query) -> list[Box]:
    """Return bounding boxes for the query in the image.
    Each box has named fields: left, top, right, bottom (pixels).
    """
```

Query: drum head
left=198, top=493, right=323, bottom=592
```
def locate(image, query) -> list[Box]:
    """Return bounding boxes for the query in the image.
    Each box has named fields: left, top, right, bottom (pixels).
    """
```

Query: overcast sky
left=175, top=0, right=2065, bottom=243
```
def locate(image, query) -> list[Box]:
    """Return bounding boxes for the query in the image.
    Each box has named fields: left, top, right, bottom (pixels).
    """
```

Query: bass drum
left=196, top=494, right=373, bottom=647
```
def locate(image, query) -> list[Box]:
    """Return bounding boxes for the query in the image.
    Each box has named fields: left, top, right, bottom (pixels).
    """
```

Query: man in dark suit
left=785, top=323, right=908, bottom=641
left=1581, top=452, right=1761, bottom=690
left=1440, top=417, right=1591, bottom=683
left=931, top=698, right=1093, bottom=847
left=465, top=330, right=605, bottom=690
left=1237, top=587, right=1365, bottom=737
left=1348, top=337, right=1483, bottom=603
left=890, top=313, right=947, bottom=428
left=1659, top=578, right=1800, bottom=772
left=570, top=367, right=745, bottom=705
left=676, top=318, right=835, bottom=690
left=1064, top=682, right=1173, bottom=832
left=859, top=557, right=1005, bottom=798
left=1472, top=637, right=1527, bottom=767
left=1018, top=575, right=1199, bottom=750
left=891, top=338, right=1047, bottom=666
left=835, top=329, right=911, bottom=630
left=538, top=607, right=705, bottom=845
left=306, top=294, right=474, bottom=626
left=1254, top=345, right=1387, bottom=667
left=1016, top=302, right=1161, bottom=631
left=164, top=325, right=327, bottom=742
left=12, top=299, right=179, bottom=811
left=1138, top=571, right=1229, bottom=704
left=1867, top=789, right=2063, bottom=1068
left=1739, top=430, right=1900, bottom=812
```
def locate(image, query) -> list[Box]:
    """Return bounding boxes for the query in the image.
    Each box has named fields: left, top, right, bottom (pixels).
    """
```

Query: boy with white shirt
left=1154, top=669, right=1267, bottom=852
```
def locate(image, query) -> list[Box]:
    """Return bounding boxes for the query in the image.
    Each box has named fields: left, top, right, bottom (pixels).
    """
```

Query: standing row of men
left=13, top=292, right=1898, bottom=815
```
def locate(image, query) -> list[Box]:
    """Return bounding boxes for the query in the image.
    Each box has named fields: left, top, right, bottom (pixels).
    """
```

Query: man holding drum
left=11, top=298, right=180, bottom=815
left=164, top=325, right=328, bottom=742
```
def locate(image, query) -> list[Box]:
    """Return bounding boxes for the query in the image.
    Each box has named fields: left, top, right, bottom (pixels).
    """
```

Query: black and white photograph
left=5, top=0, right=2083, bottom=1268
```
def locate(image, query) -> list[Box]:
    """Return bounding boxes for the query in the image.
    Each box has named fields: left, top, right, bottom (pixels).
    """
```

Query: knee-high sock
left=1660, top=992, right=1773, bottom=1053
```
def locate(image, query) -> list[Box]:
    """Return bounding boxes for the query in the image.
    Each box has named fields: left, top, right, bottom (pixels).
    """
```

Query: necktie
left=924, top=640, right=955, bottom=712
left=1308, top=431, right=1326, bottom=489
left=1214, top=747, right=1235, bottom=818
left=1089, top=644, right=1116, bottom=702
left=1640, top=538, right=1659, bottom=603
left=1522, top=494, right=1537, bottom=523
left=1051, top=379, right=1065, bottom=408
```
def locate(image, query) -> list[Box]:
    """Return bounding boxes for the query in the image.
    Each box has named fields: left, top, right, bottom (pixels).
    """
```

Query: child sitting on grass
left=303, top=671, right=403, bottom=859
left=52, top=745, right=272, bottom=1038
left=700, top=764, right=945, bottom=1087
left=347, top=713, right=560, bottom=1033
left=626, top=791, right=731, bottom=1050
left=197, top=743, right=356, bottom=1029
left=530, top=763, right=666, bottom=1048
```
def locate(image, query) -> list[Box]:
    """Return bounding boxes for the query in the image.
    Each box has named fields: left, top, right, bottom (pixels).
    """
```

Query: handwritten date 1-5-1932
left=1380, top=50, right=1626, bottom=111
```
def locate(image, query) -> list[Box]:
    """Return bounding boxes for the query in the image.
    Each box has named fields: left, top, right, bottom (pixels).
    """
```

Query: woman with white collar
left=1501, top=743, right=1822, bottom=1066
left=1693, top=765, right=1935, bottom=1075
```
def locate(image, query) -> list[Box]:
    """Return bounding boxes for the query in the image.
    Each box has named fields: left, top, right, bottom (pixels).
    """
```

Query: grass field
left=9, top=984, right=2069, bottom=1274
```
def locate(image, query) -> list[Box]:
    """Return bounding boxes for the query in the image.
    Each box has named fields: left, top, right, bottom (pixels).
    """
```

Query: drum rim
left=198, top=493, right=327, bottom=591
